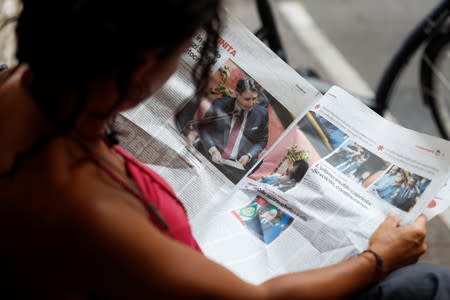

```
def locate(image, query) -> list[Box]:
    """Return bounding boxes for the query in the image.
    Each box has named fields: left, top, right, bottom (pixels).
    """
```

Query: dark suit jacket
left=199, top=97, right=268, bottom=167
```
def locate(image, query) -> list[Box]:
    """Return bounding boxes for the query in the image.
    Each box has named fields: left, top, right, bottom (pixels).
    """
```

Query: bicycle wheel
left=420, top=29, right=450, bottom=140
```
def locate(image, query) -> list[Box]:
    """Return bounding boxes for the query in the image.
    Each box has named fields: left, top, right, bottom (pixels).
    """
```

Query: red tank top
left=114, top=146, right=202, bottom=253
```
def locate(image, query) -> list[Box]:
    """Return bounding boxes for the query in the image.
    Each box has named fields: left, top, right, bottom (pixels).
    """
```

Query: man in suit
left=199, top=77, right=269, bottom=183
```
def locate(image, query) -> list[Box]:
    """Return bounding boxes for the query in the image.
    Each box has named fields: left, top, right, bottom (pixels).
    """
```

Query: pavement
left=0, top=0, right=450, bottom=267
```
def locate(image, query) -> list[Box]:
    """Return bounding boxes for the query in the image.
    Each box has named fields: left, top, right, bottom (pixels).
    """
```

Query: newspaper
left=119, top=12, right=319, bottom=220
left=191, top=86, right=450, bottom=283
left=116, top=12, right=450, bottom=284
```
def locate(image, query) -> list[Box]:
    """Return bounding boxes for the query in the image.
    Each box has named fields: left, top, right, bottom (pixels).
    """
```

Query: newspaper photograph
left=232, top=196, right=294, bottom=244
left=176, top=58, right=295, bottom=184
left=247, top=109, right=348, bottom=192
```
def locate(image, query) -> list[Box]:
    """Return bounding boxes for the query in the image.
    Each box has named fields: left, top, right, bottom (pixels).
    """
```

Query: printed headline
left=311, top=164, right=372, bottom=209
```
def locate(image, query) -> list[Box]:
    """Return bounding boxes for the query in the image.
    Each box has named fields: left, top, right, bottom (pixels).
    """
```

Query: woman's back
left=0, top=72, right=174, bottom=295
left=0, top=133, right=136, bottom=297
left=0, top=124, right=203, bottom=298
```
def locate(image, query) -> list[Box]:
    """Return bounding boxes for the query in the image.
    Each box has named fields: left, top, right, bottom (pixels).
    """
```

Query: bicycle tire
left=420, top=29, right=450, bottom=140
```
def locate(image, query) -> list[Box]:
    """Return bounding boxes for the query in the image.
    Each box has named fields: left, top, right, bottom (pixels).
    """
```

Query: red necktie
left=222, top=111, right=244, bottom=159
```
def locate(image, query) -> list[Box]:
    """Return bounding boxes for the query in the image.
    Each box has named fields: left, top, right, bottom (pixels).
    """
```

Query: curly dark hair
left=2, top=0, right=222, bottom=176
left=291, top=159, right=309, bottom=182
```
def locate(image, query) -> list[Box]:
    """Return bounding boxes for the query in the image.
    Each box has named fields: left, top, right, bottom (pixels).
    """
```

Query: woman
left=0, top=1, right=448, bottom=299
left=261, top=159, right=309, bottom=191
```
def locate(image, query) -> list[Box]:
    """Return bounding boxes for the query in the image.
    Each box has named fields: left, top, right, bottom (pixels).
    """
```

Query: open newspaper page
left=192, top=86, right=450, bottom=284
left=117, top=11, right=320, bottom=221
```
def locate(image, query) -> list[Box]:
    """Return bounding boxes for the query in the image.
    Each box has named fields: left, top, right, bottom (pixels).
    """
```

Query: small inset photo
left=256, top=146, right=310, bottom=192
left=232, top=197, right=294, bottom=244
left=326, top=140, right=389, bottom=187
left=370, top=165, right=431, bottom=212
left=298, top=111, right=348, bottom=156
left=248, top=110, right=347, bottom=191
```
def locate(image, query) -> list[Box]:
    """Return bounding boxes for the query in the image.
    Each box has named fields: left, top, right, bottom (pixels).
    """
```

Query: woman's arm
left=77, top=196, right=427, bottom=300
left=263, top=214, right=427, bottom=300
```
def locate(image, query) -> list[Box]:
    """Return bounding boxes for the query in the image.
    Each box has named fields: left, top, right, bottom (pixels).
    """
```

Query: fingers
left=413, top=214, right=428, bottom=231
left=383, top=213, right=399, bottom=228
left=422, top=242, right=428, bottom=254
left=409, top=215, right=428, bottom=243
left=370, top=213, right=429, bottom=273
left=211, top=151, right=222, bottom=164
left=401, top=214, right=427, bottom=237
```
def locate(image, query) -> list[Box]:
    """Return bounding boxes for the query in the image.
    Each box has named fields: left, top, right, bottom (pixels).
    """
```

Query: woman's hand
left=368, top=214, right=427, bottom=273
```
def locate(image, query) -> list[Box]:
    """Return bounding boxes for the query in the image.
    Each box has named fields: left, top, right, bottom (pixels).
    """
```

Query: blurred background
left=1, top=0, right=449, bottom=266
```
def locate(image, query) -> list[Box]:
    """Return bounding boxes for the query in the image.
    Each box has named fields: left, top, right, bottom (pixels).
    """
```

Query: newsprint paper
left=115, top=12, right=450, bottom=284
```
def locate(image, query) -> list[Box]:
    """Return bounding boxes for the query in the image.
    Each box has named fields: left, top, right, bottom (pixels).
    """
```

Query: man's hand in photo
left=211, top=149, right=223, bottom=164
left=238, top=154, right=251, bottom=167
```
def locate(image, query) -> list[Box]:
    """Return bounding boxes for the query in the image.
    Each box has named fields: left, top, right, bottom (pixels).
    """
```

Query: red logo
left=428, top=199, right=437, bottom=209
left=314, top=104, right=321, bottom=109
left=377, top=145, right=384, bottom=151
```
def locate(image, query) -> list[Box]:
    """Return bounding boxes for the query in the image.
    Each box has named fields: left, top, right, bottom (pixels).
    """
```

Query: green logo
left=240, top=205, right=258, bottom=217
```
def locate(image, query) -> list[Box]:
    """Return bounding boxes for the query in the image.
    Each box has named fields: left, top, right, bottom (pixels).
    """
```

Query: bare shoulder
left=1, top=139, right=257, bottom=298
left=24, top=137, right=149, bottom=223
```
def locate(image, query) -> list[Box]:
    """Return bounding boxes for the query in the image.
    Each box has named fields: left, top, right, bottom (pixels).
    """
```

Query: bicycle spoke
left=423, top=54, right=450, bottom=92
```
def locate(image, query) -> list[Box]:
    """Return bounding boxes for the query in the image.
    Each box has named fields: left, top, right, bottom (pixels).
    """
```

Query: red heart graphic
left=428, top=199, right=437, bottom=209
